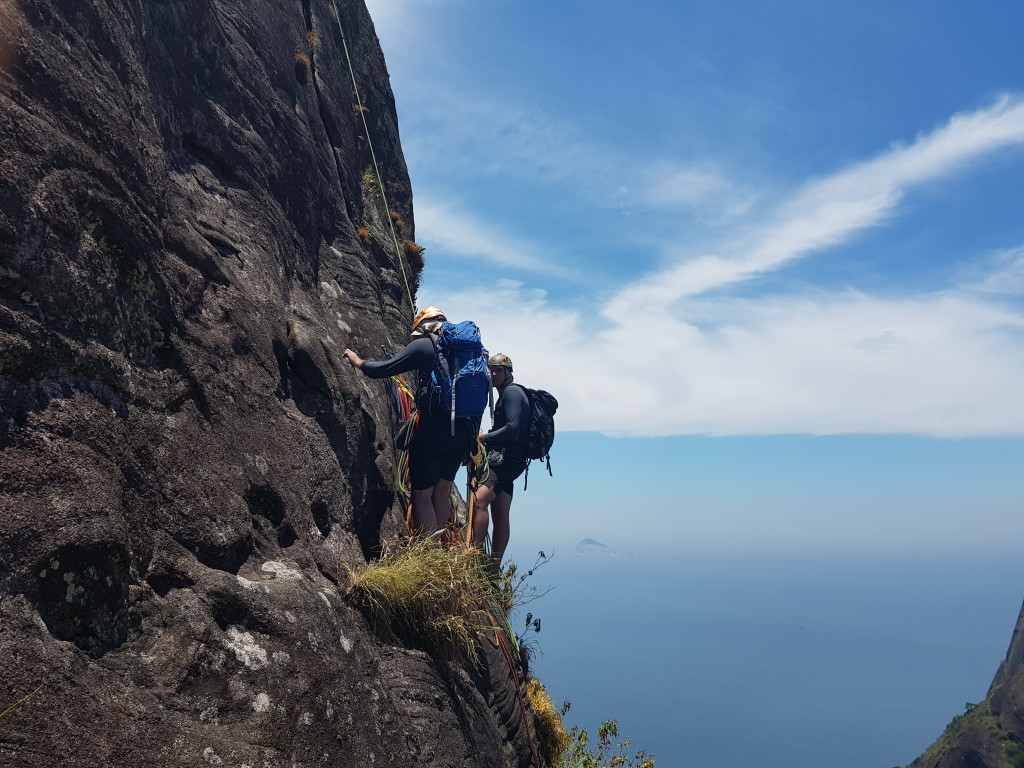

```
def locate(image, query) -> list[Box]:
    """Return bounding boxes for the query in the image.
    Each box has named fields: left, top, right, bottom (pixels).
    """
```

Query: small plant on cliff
left=389, top=211, right=405, bottom=232
left=306, top=29, right=321, bottom=48
left=357, top=227, right=372, bottom=245
left=527, top=678, right=572, bottom=766
left=83, top=214, right=120, bottom=256
left=361, top=169, right=381, bottom=199
left=345, top=538, right=501, bottom=660
left=915, top=700, right=1004, bottom=767
left=294, top=52, right=311, bottom=85
left=401, top=239, right=425, bottom=272
left=1004, top=735, right=1024, bottom=768
left=558, top=720, right=656, bottom=768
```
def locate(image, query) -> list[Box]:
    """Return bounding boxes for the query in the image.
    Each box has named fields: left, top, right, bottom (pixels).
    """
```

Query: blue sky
left=362, top=0, right=1024, bottom=555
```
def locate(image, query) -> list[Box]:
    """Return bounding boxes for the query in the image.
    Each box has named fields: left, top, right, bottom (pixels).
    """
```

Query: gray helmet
left=489, top=353, right=513, bottom=372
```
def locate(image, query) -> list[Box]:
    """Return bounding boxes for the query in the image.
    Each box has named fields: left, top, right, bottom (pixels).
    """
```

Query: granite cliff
left=909, top=601, right=1024, bottom=768
left=0, top=1, right=534, bottom=765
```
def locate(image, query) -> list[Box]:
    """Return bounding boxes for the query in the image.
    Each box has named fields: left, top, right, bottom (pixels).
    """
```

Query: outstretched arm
left=343, top=336, right=434, bottom=380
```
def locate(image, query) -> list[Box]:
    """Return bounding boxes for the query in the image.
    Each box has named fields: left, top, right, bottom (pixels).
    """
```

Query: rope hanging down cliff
left=331, top=2, right=417, bottom=318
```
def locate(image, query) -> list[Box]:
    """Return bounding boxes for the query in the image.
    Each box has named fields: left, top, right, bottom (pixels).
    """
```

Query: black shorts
left=408, top=413, right=475, bottom=491
left=488, top=453, right=527, bottom=500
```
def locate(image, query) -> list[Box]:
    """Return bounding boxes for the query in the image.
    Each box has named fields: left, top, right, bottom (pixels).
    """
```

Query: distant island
left=575, top=538, right=618, bottom=557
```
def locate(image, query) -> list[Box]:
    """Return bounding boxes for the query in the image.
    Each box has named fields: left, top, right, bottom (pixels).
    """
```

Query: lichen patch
left=260, top=560, right=302, bottom=581
left=236, top=576, right=270, bottom=594
left=224, top=627, right=269, bottom=670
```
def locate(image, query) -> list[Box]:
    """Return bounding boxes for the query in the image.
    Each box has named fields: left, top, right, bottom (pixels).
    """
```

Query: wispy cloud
left=638, top=163, right=760, bottom=221
left=363, top=0, right=456, bottom=46
left=967, top=246, right=1024, bottom=296
left=367, top=0, right=766, bottom=248
left=423, top=98, right=1024, bottom=437
left=607, top=96, right=1024, bottom=316
left=414, top=197, right=581, bottom=280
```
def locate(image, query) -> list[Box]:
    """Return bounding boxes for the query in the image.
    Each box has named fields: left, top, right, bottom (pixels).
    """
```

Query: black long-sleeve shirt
left=484, top=383, right=529, bottom=455
left=360, top=337, right=435, bottom=380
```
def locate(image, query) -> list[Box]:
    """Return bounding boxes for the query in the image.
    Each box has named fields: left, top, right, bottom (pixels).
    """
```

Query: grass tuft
left=345, top=538, right=501, bottom=660
left=357, top=227, right=372, bottom=245
left=527, top=678, right=572, bottom=766
left=361, top=169, right=380, bottom=199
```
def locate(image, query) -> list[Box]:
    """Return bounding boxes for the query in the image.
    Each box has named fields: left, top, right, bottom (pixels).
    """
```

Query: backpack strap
left=416, top=332, right=439, bottom=412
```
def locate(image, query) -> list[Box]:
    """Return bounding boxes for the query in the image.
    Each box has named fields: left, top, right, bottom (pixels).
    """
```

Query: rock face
left=908, top=601, right=1024, bottom=768
left=0, top=1, right=533, bottom=766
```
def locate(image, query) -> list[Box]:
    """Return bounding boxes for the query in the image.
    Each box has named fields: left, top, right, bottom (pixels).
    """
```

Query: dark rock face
left=0, top=1, right=532, bottom=765
left=908, top=601, right=1024, bottom=768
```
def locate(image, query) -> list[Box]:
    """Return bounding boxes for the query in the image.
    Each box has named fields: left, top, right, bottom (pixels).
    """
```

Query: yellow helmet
left=489, top=353, right=513, bottom=371
left=412, top=306, right=446, bottom=329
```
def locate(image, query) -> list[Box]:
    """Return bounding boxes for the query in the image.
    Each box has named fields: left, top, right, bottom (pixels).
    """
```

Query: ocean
left=511, top=548, right=1024, bottom=768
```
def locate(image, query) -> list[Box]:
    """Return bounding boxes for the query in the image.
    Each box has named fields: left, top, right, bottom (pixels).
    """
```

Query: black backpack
left=512, top=384, right=558, bottom=479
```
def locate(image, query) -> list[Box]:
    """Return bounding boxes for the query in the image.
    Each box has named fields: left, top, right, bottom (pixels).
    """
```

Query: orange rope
left=466, top=478, right=476, bottom=546
left=488, top=606, right=541, bottom=768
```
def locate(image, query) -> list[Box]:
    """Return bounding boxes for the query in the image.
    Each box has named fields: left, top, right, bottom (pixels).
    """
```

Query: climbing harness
left=465, top=438, right=490, bottom=547
left=389, top=374, right=418, bottom=533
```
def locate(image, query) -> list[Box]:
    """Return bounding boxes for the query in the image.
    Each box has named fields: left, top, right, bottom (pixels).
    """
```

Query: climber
left=472, top=353, right=529, bottom=566
left=342, top=307, right=476, bottom=536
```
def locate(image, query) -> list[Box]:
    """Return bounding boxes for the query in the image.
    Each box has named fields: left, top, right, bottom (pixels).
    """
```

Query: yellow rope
left=0, top=683, right=42, bottom=721
left=331, top=2, right=417, bottom=318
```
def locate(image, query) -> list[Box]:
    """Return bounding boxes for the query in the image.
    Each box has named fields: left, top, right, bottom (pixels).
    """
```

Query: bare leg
left=490, top=491, right=513, bottom=564
left=472, top=484, right=497, bottom=547
left=431, top=479, right=453, bottom=533
left=410, top=487, right=436, bottom=535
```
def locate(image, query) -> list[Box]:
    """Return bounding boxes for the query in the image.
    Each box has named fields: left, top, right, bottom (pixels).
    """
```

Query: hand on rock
left=342, top=349, right=364, bottom=370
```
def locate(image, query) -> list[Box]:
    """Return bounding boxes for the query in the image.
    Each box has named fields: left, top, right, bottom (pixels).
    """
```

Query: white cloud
left=414, top=197, right=580, bottom=280
left=422, top=98, right=1024, bottom=437
left=968, top=246, right=1024, bottom=296
left=608, top=96, right=1024, bottom=316
left=639, top=164, right=760, bottom=221
left=431, top=279, right=1024, bottom=437
left=401, top=91, right=757, bottom=229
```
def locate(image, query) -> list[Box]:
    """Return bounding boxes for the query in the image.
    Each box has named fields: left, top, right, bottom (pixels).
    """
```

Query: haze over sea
left=507, top=544, right=1024, bottom=768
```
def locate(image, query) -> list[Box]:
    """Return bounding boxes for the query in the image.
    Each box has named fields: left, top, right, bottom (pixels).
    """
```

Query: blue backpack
left=420, top=321, right=490, bottom=432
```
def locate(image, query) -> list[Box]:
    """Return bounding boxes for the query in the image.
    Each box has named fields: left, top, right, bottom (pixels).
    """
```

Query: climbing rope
left=330, top=7, right=425, bottom=539
left=331, top=1, right=417, bottom=318
left=480, top=597, right=542, bottom=768
left=391, top=375, right=418, bottom=534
